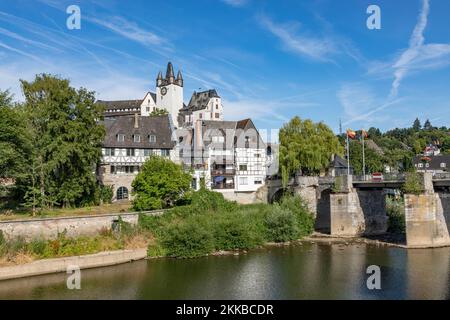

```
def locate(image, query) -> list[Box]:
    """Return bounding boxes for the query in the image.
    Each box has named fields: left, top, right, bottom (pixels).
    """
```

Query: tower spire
left=176, top=70, right=183, bottom=87
left=156, top=71, right=163, bottom=86
left=166, top=62, right=175, bottom=83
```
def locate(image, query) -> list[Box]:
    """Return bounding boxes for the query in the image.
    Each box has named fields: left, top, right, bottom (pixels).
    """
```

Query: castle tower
left=156, top=62, right=184, bottom=127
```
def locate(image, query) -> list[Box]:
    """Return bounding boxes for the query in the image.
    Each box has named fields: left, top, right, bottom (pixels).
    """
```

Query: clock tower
left=156, top=62, right=184, bottom=127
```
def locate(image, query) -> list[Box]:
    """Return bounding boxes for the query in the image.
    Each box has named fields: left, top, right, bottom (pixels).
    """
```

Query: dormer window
left=149, top=135, right=156, bottom=143
left=133, top=134, right=141, bottom=143
left=117, top=134, right=125, bottom=142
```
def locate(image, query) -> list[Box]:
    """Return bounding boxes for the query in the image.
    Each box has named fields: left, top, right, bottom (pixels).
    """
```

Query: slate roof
left=413, top=155, right=450, bottom=171
left=102, top=115, right=174, bottom=149
left=97, top=92, right=157, bottom=116
left=180, top=90, right=220, bottom=112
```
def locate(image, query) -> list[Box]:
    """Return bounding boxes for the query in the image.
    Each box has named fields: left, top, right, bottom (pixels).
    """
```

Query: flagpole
left=346, top=131, right=350, bottom=176
left=362, top=130, right=366, bottom=180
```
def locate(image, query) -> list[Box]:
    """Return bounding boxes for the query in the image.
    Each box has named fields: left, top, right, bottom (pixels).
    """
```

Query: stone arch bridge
left=264, top=173, right=450, bottom=248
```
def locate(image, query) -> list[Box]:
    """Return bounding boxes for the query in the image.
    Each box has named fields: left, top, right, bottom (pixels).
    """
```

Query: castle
left=97, top=62, right=274, bottom=202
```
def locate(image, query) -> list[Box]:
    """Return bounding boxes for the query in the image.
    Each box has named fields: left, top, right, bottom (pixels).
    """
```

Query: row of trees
left=0, top=75, right=106, bottom=213
left=279, top=117, right=450, bottom=180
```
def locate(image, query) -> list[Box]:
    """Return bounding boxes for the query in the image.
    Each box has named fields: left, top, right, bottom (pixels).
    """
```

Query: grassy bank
left=0, top=218, right=151, bottom=266
left=139, top=189, right=315, bottom=258
left=0, top=202, right=132, bottom=221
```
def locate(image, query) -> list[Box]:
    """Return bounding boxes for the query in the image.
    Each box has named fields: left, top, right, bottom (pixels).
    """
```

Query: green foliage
left=265, top=205, right=299, bottom=242
left=1, top=75, right=106, bottom=211
left=386, top=197, right=405, bottom=234
left=150, top=109, right=169, bottom=116
left=348, top=139, right=384, bottom=175
left=279, top=117, right=344, bottom=186
left=403, top=172, right=424, bottom=195
left=132, top=156, right=192, bottom=211
left=160, top=216, right=215, bottom=258
left=139, top=191, right=314, bottom=258
left=99, top=185, right=114, bottom=204
left=213, top=211, right=264, bottom=250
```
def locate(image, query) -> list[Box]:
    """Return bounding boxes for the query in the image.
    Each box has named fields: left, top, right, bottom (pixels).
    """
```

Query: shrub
left=386, top=196, right=405, bottom=234
left=213, top=212, right=264, bottom=250
left=403, top=172, right=424, bottom=195
left=147, top=241, right=166, bottom=257
left=265, top=205, right=300, bottom=242
left=160, top=216, right=215, bottom=258
left=100, top=185, right=113, bottom=204
left=279, top=196, right=315, bottom=237
left=190, top=188, right=237, bottom=212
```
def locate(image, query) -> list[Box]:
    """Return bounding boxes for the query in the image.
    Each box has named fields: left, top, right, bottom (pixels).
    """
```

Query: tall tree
left=19, top=74, right=105, bottom=209
left=423, top=119, right=432, bottom=131
left=412, top=118, right=421, bottom=131
left=279, top=117, right=344, bottom=185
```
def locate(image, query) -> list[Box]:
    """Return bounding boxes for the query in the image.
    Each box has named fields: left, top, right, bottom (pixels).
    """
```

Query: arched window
left=117, top=186, right=129, bottom=200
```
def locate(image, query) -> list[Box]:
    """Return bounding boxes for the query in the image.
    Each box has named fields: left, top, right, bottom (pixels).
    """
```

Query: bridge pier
left=330, top=176, right=387, bottom=237
left=405, top=173, right=450, bottom=248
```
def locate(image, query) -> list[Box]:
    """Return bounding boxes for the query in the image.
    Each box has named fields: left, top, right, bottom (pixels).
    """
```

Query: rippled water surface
left=1, top=243, right=449, bottom=299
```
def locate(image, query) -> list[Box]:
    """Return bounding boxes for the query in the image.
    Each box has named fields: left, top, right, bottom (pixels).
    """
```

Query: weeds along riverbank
left=0, top=189, right=315, bottom=264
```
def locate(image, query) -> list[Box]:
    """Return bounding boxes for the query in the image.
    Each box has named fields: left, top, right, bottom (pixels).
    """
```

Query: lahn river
left=1, top=243, right=449, bottom=299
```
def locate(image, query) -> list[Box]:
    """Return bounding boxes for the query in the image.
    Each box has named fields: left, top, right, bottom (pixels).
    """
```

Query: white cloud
left=86, top=15, right=167, bottom=48
left=389, top=0, right=450, bottom=98
left=338, top=83, right=404, bottom=127
left=259, top=15, right=336, bottom=62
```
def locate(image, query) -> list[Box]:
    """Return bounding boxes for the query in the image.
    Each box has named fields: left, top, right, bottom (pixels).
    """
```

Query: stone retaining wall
left=0, top=248, right=147, bottom=281
left=0, top=211, right=163, bottom=241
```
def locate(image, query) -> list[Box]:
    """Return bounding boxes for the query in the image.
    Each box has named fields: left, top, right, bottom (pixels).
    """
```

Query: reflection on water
left=0, top=243, right=449, bottom=299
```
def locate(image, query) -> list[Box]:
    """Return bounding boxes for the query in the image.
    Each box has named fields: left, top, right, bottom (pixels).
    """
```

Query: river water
left=1, top=243, right=449, bottom=299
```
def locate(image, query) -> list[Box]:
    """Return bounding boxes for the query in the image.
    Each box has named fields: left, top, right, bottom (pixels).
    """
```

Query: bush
left=160, top=216, right=215, bottom=258
left=386, top=196, right=405, bottom=234
left=100, top=185, right=113, bottom=204
left=190, top=188, right=237, bottom=212
left=279, top=196, right=315, bottom=237
left=214, top=212, right=264, bottom=250
left=265, top=205, right=299, bottom=242
left=403, top=172, right=424, bottom=195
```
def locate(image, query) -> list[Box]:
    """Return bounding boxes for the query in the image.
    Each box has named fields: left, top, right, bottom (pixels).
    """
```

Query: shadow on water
left=0, top=243, right=449, bottom=300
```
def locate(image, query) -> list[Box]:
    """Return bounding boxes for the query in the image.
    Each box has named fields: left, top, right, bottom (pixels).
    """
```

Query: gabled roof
left=413, top=155, right=450, bottom=170
left=181, top=89, right=220, bottom=112
left=102, top=115, right=174, bottom=149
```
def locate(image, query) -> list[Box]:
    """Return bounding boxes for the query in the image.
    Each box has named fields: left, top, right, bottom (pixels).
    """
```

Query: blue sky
left=0, top=0, right=449, bottom=133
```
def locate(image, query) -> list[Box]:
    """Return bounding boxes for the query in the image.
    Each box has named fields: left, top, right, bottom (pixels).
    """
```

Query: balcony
left=211, top=169, right=235, bottom=176
left=212, top=183, right=235, bottom=190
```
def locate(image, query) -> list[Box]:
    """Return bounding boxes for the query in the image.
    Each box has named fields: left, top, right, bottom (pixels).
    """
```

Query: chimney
left=134, top=113, right=139, bottom=129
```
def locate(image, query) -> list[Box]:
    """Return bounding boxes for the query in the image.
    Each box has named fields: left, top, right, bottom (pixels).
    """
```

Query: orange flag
left=346, top=129, right=356, bottom=139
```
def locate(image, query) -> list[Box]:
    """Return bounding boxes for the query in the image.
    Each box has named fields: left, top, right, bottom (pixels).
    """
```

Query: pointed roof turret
left=176, top=70, right=183, bottom=80
left=166, top=62, right=175, bottom=80
left=157, top=71, right=163, bottom=80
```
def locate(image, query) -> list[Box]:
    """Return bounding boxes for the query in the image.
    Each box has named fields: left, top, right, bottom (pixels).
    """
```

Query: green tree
left=412, top=118, right=421, bottom=131
left=423, top=119, right=432, bottom=131
left=279, top=117, right=343, bottom=186
left=150, top=108, right=169, bottom=116
left=132, top=156, right=192, bottom=210
left=348, top=140, right=384, bottom=175
left=19, top=74, right=105, bottom=209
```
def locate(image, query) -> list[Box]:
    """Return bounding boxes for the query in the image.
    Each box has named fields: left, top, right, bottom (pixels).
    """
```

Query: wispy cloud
left=259, top=15, right=336, bottom=62
left=87, top=15, right=167, bottom=48
left=338, top=83, right=404, bottom=126
left=221, top=0, right=249, bottom=7
left=389, top=0, right=450, bottom=98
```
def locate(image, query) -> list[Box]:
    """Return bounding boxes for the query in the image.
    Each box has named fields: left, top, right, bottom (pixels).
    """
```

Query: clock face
left=161, top=87, right=167, bottom=96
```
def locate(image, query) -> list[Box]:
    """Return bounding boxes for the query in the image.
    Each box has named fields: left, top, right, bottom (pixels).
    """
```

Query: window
left=144, top=149, right=154, bottom=157
left=254, top=178, right=263, bottom=185
left=216, top=104, right=219, bottom=109
left=133, top=134, right=141, bottom=143
left=239, top=177, right=248, bottom=185
left=441, top=163, right=447, bottom=168
left=426, top=163, right=430, bottom=168
left=110, top=165, right=115, bottom=174
left=149, top=135, right=156, bottom=143
left=239, top=164, right=248, bottom=171
left=161, top=149, right=170, bottom=157
left=255, top=153, right=261, bottom=158
left=126, top=148, right=135, bottom=156
left=117, top=134, right=125, bottom=142
left=212, top=136, right=225, bottom=143
left=215, top=113, right=220, bottom=118
left=146, top=107, right=150, bottom=112
left=117, top=186, right=129, bottom=200
left=104, top=148, right=115, bottom=156
left=199, top=113, right=202, bottom=119
left=245, top=136, right=250, bottom=148
left=419, top=163, right=424, bottom=168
